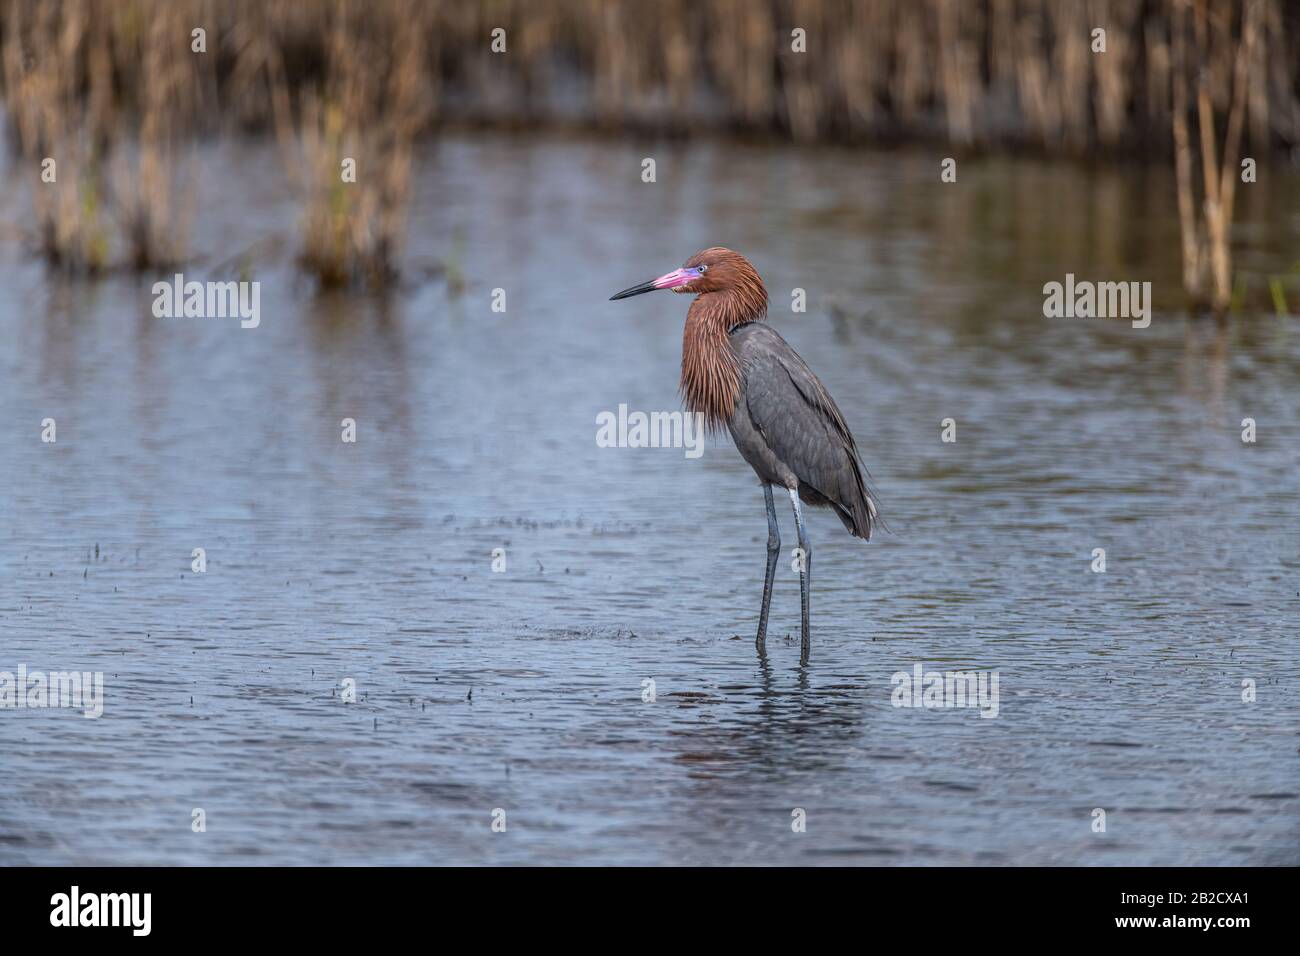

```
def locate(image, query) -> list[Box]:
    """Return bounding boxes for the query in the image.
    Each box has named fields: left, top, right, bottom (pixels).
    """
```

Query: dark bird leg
left=787, top=487, right=812, bottom=662
left=755, top=483, right=780, bottom=654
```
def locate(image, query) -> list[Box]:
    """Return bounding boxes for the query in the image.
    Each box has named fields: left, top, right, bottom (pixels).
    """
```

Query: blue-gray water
left=1, top=133, right=1297, bottom=865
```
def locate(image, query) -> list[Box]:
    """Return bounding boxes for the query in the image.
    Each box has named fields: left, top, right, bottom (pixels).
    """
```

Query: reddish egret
left=611, top=247, right=878, bottom=662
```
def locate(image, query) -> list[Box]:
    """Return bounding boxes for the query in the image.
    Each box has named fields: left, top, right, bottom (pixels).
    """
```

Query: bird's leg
left=756, top=483, right=780, bottom=654
left=787, top=486, right=812, bottom=662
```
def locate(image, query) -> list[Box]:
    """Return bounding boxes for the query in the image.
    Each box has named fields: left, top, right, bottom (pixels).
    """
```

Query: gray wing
left=729, top=323, right=878, bottom=539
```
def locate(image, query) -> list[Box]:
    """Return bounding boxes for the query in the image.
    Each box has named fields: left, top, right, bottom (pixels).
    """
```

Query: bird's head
left=609, top=247, right=767, bottom=318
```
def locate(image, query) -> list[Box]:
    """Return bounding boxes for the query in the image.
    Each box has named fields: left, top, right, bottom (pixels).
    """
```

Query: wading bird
left=611, top=247, right=879, bottom=663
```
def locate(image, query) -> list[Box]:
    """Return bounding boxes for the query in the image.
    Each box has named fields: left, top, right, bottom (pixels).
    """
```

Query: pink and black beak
left=609, top=266, right=702, bottom=300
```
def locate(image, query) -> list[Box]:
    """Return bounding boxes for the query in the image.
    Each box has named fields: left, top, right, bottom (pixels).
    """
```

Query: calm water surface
left=1, top=133, right=1297, bottom=864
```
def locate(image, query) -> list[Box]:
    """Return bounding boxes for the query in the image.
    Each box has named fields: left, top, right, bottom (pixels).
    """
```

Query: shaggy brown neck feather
left=680, top=268, right=767, bottom=427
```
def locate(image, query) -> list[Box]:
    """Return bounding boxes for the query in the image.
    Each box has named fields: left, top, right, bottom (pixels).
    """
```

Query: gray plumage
left=727, top=321, right=878, bottom=540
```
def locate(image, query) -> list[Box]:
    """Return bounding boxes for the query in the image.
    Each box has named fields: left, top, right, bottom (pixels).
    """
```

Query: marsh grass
left=0, top=0, right=1294, bottom=297
left=1170, top=0, right=1262, bottom=319
left=2, top=0, right=110, bottom=271
left=287, top=1, right=431, bottom=289
left=111, top=5, right=205, bottom=270
left=2, top=0, right=206, bottom=272
left=6, top=2, right=1292, bottom=151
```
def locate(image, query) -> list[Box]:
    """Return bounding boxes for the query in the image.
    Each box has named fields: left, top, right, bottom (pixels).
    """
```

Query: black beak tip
left=610, top=280, right=658, bottom=302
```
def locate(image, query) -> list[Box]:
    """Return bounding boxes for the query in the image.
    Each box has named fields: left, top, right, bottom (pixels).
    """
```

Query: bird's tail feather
left=835, top=488, right=878, bottom=540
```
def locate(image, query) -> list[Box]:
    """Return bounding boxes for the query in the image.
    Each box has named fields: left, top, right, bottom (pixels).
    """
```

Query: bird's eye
left=697, top=264, right=708, bottom=274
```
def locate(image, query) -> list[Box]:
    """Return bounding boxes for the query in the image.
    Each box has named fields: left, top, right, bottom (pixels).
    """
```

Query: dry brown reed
left=1171, top=0, right=1261, bottom=318
left=2, top=0, right=110, bottom=270
left=1, top=0, right=208, bottom=271
left=285, top=1, right=432, bottom=288
left=109, top=3, right=207, bottom=270
left=7, top=2, right=1293, bottom=153
left=0, top=0, right=1293, bottom=296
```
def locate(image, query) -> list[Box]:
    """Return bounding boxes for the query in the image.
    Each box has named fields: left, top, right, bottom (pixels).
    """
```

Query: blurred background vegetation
left=0, top=0, right=1293, bottom=311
